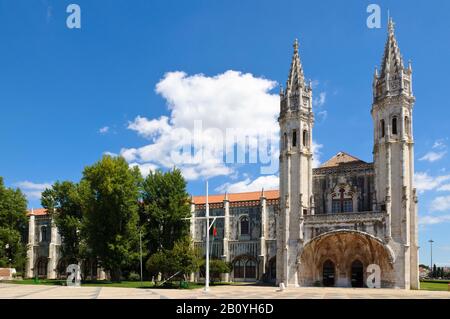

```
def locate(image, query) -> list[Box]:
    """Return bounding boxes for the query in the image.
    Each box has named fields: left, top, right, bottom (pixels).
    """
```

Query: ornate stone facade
left=192, top=19, right=419, bottom=289
left=25, top=208, right=107, bottom=280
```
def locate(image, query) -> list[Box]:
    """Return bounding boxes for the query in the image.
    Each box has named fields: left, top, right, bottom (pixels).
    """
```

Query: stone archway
left=298, top=230, right=395, bottom=288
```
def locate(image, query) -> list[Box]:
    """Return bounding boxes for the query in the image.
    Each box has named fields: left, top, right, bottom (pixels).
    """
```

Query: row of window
left=379, top=115, right=411, bottom=138
left=202, top=216, right=251, bottom=238
left=283, top=129, right=309, bottom=149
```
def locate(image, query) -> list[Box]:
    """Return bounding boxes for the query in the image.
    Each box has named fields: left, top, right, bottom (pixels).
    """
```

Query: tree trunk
left=110, top=268, right=122, bottom=282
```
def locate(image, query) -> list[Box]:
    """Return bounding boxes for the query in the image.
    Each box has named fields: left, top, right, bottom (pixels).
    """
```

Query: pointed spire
left=261, top=188, right=265, bottom=198
left=286, top=38, right=305, bottom=91
left=224, top=192, right=229, bottom=201
left=380, top=17, right=404, bottom=79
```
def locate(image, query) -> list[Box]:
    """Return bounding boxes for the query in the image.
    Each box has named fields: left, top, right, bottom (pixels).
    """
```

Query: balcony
left=304, top=211, right=386, bottom=225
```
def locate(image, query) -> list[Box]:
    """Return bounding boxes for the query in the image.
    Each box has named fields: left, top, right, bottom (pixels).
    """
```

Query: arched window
left=245, top=259, right=256, bottom=278
left=332, top=188, right=353, bottom=213
left=233, top=256, right=257, bottom=280
left=303, top=130, right=308, bottom=147
left=233, top=259, right=245, bottom=278
left=292, top=130, right=297, bottom=147
left=240, top=216, right=249, bottom=235
left=380, top=119, right=385, bottom=138
left=392, top=117, right=398, bottom=135
left=40, top=226, right=48, bottom=243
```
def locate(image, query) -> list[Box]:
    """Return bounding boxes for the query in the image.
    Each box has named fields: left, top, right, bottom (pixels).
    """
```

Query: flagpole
left=204, top=180, right=210, bottom=293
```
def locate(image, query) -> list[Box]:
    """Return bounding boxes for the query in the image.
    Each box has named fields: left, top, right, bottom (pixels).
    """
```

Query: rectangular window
left=343, top=200, right=353, bottom=213
left=332, top=200, right=341, bottom=213
left=292, top=130, right=297, bottom=147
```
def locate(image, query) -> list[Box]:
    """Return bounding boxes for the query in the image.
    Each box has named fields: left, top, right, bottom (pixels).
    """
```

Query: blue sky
left=1, top=0, right=450, bottom=266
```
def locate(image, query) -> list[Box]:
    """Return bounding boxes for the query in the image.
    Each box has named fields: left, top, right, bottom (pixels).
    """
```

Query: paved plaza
left=0, top=283, right=449, bottom=299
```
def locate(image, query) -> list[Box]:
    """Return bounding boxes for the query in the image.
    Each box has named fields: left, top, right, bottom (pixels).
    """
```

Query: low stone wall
left=0, top=268, right=16, bottom=280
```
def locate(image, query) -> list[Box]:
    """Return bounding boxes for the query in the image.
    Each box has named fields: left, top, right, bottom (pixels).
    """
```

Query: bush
left=200, top=259, right=232, bottom=282
left=128, top=272, right=141, bottom=281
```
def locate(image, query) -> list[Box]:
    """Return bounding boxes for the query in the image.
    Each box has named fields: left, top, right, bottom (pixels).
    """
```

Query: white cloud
left=433, top=139, right=447, bottom=150
left=419, top=214, right=450, bottom=225
left=103, top=151, right=118, bottom=157
left=430, top=195, right=450, bottom=212
left=312, top=141, right=323, bottom=168
left=419, top=151, right=446, bottom=162
left=15, top=181, right=52, bottom=200
left=316, top=110, right=328, bottom=122
left=313, top=92, right=326, bottom=108
left=129, top=162, right=158, bottom=177
left=128, top=116, right=171, bottom=140
left=420, top=139, right=447, bottom=162
left=120, top=70, right=280, bottom=180
left=99, top=126, right=110, bottom=134
left=215, top=175, right=279, bottom=193
left=414, top=172, right=450, bottom=194
left=438, top=184, right=450, bottom=192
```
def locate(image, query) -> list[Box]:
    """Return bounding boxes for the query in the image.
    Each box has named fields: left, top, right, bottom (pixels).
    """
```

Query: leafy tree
left=146, top=236, right=200, bottom=281
left=41, top=181, right=83, bottom=262
left=419, top=264, right=429, bottom=270
left=200, top=259, right=232, bottom=282
left=142, top=169, right=191, bottom=255
left=432, top=264, right=437, bottom=278
left=0, top=177, right=28, bottom=272
left=81, top=156, right=142, bottom=281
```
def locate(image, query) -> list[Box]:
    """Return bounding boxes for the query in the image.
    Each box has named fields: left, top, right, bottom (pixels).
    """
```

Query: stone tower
left=277, top=39, right=314, bottom=287
left=372, top=18, right=419, bottom=289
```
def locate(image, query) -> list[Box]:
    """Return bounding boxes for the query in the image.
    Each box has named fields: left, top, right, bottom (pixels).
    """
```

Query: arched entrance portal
left=322, top=260, right=335, bottom=287
left=298, top=230, right=395, bottom=288
left=351, top=260, right=364, bottom=287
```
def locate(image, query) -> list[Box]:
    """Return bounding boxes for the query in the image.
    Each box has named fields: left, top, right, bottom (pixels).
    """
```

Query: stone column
left=25, top=213, right=35, bottom=278
left=221, top=193, right=230, bottom=282
left=47, top=217, right=58, bottom=279
left=258, top=189, right=267, bottom=281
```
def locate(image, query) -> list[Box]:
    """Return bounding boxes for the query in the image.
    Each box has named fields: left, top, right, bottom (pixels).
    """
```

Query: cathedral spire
left=286, top=38, right=305, bottom=91
left=380, top=18, right=404, bottom=79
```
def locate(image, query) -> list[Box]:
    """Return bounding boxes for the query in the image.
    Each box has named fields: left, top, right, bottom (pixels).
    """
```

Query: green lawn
left=4, top=279, right=214, bottom=289
left=420, top=280, right=450, bottom=291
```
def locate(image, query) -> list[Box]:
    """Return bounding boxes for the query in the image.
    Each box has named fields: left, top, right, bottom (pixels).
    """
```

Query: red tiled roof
left=319, top=151, right=367, bottom=168
left=192, top=190, right=279, bottom=204
left=27, top=208, right=49, bottom=216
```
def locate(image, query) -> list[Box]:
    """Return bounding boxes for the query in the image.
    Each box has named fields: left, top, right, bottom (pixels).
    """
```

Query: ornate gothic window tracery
left=240, top=216, right=249, bottom=235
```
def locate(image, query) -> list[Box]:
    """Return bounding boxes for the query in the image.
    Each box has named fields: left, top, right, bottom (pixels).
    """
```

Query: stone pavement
left=0, top=283, right=449, bottom=299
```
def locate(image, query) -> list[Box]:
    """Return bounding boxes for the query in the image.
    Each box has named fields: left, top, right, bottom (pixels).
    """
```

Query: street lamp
left=429, top=239, right=434, bottom=278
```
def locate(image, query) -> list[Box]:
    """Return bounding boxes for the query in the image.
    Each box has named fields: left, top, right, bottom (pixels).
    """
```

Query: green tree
left=146, top=236, right=200, bottom=281
left=81, top=155, right=142, bottom=281
left=200, top=259, right=232, bottom=282
left=142, top=169, right=190, bottom=255
left=41, top=181, right=83, bottom=262
left=0, top=177, right=28, bottom=272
